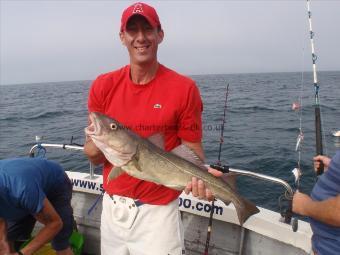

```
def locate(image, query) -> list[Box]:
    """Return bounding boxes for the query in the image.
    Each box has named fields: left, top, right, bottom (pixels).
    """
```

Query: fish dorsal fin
left=147, top=133, right=164, bottom=149
left=171, top=144, right=207, bottom=171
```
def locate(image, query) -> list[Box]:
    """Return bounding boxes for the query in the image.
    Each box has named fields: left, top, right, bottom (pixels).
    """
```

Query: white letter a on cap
left=133, top=3, right=143, bottom=14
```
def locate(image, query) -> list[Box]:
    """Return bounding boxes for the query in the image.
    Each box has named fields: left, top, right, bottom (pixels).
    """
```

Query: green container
left=69, top=230, right=84, bottom=255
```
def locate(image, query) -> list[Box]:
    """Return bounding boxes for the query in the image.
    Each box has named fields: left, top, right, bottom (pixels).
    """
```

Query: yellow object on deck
left=31, top=243, right=56, bottom=255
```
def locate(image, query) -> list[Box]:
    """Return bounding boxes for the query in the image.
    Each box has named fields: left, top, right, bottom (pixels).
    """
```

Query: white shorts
left=101, top=193, right=185, bottom=255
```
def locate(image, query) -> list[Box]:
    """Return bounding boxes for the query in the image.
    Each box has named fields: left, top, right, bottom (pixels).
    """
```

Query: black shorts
left=7, top=173, right=74, bottom=251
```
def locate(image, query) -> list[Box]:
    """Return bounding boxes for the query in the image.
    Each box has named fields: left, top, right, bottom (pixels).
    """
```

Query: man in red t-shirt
left=84, top=2, right=221, bottom=254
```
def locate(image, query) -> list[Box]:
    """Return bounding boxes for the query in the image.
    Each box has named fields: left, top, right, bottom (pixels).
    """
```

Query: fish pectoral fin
left=107, top=166, right=124, bottom=183
left=147, top=133, right=165, bottom=149
left=130, top=157, right=142, bottom=172
left=171, top=144, right=206, bottom=170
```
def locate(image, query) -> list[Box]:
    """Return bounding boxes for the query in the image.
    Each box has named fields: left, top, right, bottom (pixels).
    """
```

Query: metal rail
left=29, top=143, right=294, bottom=196
left=29, top=143, right=97, bottom=179
left=29, top=143, right=84, bottom=154
left=228, top=167, right=296, bottom=230
left=229, top=168, right=294, bottom=197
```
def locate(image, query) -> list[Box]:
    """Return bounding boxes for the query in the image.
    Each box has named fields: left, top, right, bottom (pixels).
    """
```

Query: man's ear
left=158, top=29, right=164, bottom=44
left=119, top=32, right=125, bottom=45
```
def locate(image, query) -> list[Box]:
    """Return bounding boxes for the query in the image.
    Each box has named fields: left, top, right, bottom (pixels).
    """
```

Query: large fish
left=85, top=112, right=259, bottom=225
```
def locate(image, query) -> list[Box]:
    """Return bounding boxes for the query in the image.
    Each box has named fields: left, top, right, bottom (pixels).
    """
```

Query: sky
left=1, top=0, right=339, bottom=85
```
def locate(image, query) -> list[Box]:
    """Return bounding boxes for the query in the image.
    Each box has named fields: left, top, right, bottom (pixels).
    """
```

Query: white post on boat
left=238, top=227, right=245, bottom=255
left=85, top=162, right=97, bottom=180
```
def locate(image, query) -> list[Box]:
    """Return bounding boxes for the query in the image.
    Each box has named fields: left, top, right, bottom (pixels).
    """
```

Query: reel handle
left=209, top=164, right=229, bottom=173
left=280, top=193, right=298, bottom=232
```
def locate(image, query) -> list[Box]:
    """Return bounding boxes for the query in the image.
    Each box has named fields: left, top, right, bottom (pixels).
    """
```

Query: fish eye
left=110, top=123, right=118, bottom=130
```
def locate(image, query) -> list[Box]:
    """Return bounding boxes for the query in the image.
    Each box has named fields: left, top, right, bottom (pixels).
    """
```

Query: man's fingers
left=313, top=155, right=322, bottom=161
left=197, top=179, right=205, bottom=199
left=313, top=155, right=331, bottom=171
left=185, top=176, right=216, bottom=201
left=207, top=167, right=223, bottom=177
left=191, top=177, right=198, bottom=197
left=205, top=189, right=213, bottom=201
left=184, top=182, right=192, bottom=195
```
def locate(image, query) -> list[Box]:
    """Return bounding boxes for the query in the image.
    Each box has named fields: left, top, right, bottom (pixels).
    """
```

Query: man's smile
left=134, top=45, right=150, bottom=52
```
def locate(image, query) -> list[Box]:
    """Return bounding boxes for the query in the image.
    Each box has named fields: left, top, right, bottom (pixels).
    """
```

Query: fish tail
left=234, top=197, right=259, bottom=225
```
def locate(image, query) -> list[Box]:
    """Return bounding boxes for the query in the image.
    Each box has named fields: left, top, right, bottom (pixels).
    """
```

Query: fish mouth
left=85, top=112, right=101, bottom=136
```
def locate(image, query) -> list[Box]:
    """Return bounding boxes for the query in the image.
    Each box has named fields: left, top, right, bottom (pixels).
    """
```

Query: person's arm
left=0, top=218, right=11, bottom=254
left=83, top=136, right=105, bottom=165
left=292, top=191, right=340, bottom=227
left=181, top=140, right=205, bottom=162
left=19, top=198, right=63, bottom=255
left=182, top=140, right=223, bottom=201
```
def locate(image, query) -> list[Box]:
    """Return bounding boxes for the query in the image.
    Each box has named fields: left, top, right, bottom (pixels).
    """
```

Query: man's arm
left=0, top=218, right=11, bottom=254
left=182, top=140, right=223, bottom=201
left=181, top=140, right=205, bottom=162
left=19, top=198, right=63, bottom=255
left=83, top=137, right=105, bottom=165
left=292, top=191, right=340, bottom=227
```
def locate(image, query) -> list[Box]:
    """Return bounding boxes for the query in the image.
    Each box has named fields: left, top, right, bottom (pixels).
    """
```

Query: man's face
left=120, top=15, right=164, bottom=66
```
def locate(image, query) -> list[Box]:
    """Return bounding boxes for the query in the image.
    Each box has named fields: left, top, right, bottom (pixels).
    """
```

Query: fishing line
left=292, top=27, right=307, bottom=191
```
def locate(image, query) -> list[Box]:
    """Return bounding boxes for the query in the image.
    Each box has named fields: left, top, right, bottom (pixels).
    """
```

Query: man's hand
left=0, top=218, right=11, bottom=255
left=180, top=140, right=223, bottom=201
left=0, top=239, right=10, bottom=255
left=184, top=167, right=223, bottom=201
left=314, top=155, right=331, bottom=172
left=83, top=137, right=105, bottom=165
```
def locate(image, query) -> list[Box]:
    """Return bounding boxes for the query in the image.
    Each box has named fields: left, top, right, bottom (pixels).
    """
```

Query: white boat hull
left=67, top=171, right=313, bottom=255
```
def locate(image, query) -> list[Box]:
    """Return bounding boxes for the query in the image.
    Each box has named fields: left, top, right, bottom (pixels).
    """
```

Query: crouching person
left=0, top=157, right=74, bottom=255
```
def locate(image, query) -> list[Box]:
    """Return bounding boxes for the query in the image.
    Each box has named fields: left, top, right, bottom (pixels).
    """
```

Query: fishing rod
left=280, top=0, right=324, bottom=232
left=204, top=84, right=230, bottom=255
left=306, top=0, right=324, bottom=175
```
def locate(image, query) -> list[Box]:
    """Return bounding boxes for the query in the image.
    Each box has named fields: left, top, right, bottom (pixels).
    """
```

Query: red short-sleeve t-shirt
left=88, top=64, right=203, bottom=205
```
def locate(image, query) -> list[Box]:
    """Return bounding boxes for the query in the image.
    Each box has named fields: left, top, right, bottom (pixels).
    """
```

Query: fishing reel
left=279, top=190, right=298, bottom=232
left=209, top=164, right=229, bottom=173
left=280, top=167, right=302, bottom=232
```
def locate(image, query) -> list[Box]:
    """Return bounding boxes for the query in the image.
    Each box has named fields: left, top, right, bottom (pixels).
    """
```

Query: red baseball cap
left=120, top=2, right=161, bottom=31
